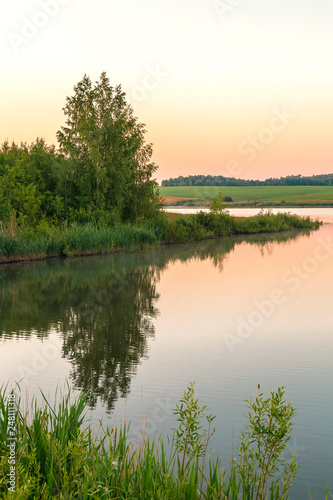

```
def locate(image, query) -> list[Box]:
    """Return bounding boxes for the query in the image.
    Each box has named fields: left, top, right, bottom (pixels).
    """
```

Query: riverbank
left=0, top=211, right=321, bottom=264
left=0, top=384, right=303, bottom=499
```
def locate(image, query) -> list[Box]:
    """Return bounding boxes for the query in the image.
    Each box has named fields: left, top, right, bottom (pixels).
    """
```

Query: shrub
left=196, top=211, right=235, bottom=237
left=0, top=383, right=303, bottom=499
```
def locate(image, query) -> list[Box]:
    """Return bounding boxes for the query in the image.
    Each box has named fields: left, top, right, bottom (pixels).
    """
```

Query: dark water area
left=1, top=223, right=333, bottom=499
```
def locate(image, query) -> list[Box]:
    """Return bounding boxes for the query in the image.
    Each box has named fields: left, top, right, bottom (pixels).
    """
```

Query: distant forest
left=161, top=173, right=333, bottom=187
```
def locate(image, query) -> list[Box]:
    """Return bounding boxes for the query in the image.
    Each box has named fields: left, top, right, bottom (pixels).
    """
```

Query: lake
left=165, top=206, right=333, bottom=224
left=0, top=209, right=333, bottom=499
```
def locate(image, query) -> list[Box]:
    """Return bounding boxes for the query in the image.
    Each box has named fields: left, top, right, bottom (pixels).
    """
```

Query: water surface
left=0, top=218, right=332, bottom=499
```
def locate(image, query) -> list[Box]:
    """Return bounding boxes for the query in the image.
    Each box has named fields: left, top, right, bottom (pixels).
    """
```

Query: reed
left=0, top=211, right=321, bottom=262
left=0, top=223, right=157, bottom=262
left=1, top=382, right=328, bottom=499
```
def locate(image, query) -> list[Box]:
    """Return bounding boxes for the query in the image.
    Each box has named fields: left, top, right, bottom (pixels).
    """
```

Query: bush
left=233, top=211, right=321, bottom=234
left=195, top=211, right=235, bottom=237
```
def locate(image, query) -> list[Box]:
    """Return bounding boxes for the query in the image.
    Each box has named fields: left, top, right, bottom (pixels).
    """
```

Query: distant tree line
left=161, top=174, right=333, bottom=187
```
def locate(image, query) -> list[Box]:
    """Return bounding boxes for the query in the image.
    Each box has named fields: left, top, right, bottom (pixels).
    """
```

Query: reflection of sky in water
left=0, top=224, right=333, bottom=499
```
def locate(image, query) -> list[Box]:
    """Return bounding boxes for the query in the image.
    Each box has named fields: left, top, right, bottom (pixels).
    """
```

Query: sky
left=1, top=0, right=333, bottom=184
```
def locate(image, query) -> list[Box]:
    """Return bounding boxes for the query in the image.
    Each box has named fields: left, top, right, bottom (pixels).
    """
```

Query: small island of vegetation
left=0, top=73, right=321, bottom=264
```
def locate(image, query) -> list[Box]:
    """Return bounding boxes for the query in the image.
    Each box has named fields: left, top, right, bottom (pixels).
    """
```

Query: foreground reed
left=1, top=382, right=329, bottom=499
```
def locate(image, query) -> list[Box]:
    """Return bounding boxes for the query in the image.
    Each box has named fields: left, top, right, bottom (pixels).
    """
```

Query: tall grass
left=0, top=211, right=321, bottom=262
left=1, top=383, right=329, bottom=499
left=154, top=211, right=321, bottom=243
left=0, top=223, right=157, bottom=262
left=232, top=210, right=321, bottom=234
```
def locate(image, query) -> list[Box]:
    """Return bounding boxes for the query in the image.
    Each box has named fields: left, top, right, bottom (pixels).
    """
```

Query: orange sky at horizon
left=1, top=0, right=333, bottom=184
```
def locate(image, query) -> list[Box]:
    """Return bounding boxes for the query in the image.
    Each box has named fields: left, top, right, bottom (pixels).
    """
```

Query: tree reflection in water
left=0, top=229, right=311, bottom=410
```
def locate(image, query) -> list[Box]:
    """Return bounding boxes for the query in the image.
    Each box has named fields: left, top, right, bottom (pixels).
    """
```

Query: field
left=159, top=186, right=333, bottom=206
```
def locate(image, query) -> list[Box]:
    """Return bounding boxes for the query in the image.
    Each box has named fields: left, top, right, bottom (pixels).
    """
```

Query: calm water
left=165, top=206, right=333, bottom=224
left=1, top=211, right=333, bottom=498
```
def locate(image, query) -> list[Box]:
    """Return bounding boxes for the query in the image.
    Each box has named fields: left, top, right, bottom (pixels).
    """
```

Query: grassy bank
left=0, top=223, right=157, bottom=263
left=0, top=211, right=321, bottom=263
left=1, top=383, right=322, bottom=499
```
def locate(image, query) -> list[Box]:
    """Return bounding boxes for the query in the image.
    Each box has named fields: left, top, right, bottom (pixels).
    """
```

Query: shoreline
left=0, top=213, right=322, bottom=266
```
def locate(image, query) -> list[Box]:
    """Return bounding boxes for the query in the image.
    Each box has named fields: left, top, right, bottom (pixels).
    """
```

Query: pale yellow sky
left=1, top=0, right=333, bottom=183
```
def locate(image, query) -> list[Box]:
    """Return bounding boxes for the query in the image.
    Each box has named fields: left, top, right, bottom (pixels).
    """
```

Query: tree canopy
left=0, top=139, right=65, bottom=225
left=57, top=72, right=159, bottom=223
left=0, top=73, right=160, bottom=226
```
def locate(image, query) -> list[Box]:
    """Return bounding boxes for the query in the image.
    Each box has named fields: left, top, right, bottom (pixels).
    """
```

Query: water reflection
left=0, top=228, right=313, bottom=410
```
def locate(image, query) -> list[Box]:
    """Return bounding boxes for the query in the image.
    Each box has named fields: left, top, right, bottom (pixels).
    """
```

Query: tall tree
left=57, top=73, right=159, bottom=222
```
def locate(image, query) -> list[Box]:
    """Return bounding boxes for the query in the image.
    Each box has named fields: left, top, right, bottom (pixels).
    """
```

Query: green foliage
left=232, top=211, right=321, bottom=234
left=234, top=386, right=300, bottom=500
left=196, top=211, right=235, bottom=236
left=152, top=210, right=236, bottom=244
left=0, top=383, right=313, bottom=499
left=173, top=382, right=215, bottom=476
left=57, top=72, right=160, bottom=223
left=0, top=140, right=65, bottom=225
left=0, top=74, right=161, bottom=227
left=0, top=222, right=157, bottom=262
left=0, top=211, right=320, bottom=262
left=161, top=173, right=333, bottom=187
left=0, top=185, right=11, bottom=225
left=210, top=192, right=228, bottom=214
left=160, top=216, right=211, bottom=242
